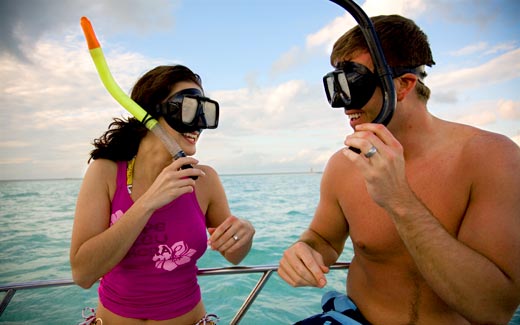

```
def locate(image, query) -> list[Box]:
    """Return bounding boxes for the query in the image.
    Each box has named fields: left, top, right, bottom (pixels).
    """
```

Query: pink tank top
left=98, top=161, right=207, bottom=320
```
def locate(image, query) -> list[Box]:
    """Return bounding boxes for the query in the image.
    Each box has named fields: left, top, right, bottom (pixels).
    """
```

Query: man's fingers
left=302, top=250, right=327, bottom=287
left=279, top=243, right=328, bottom=288
left=321, top=265, right=330, bottom=274
left=278, top=259, right=317, bottom=287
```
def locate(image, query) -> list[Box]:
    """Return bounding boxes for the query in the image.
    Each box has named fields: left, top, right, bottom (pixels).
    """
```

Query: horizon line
left=0, top=170, right=323, bottom=182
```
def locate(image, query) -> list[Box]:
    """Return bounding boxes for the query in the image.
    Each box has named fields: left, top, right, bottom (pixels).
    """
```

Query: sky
left=0, top=0, right=519, bottom=180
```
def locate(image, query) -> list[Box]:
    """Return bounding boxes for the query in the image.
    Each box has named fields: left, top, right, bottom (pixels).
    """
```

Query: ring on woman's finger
left=364, top=145, right=378, bottom=158
left=233, top=234, right=239, bottom=241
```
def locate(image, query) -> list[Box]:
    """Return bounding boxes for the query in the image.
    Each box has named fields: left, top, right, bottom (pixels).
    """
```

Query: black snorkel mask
left=324, top=61, right=377, bottom=110
left=323, top=62, right=426, bottom=110
left=326, top=0, right=396, bottom=127
left=156, top=88, right=220, bottom=134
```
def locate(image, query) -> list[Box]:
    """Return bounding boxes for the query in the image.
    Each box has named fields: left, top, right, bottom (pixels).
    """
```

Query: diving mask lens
left=157, top=88, right=220, bottom=132
left=201, top=100, right=218, bottom=128
left=179, top=95, right=219, bottom=128
left=337, top=72, right=349, bottom=95
left=181, top=97, right=198, bottom=124
left=323, top=70, right=352, bottom=108
left=323, top=62, right=377, bottom=109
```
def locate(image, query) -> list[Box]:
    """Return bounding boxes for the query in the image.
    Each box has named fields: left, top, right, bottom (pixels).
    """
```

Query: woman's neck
left=134, top=132, right=173, bottom=183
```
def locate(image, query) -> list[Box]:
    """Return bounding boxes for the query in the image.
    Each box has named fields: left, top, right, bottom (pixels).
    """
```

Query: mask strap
left=391, top=65, right=427, bottom=81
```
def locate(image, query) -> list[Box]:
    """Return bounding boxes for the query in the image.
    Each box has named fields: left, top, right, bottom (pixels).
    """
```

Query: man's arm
left=346, top=125, right=520, bottom=324
left=278, top=151, right=350, bottom=287
left=394, top=135, right=520, bottom=323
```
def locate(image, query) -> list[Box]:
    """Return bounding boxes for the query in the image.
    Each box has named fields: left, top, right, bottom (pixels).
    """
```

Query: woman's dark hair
left=89, top=65, right=203, bottom=162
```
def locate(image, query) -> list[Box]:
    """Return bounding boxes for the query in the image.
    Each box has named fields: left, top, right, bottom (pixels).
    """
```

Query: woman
left=70, top=65, right=255, bottom=324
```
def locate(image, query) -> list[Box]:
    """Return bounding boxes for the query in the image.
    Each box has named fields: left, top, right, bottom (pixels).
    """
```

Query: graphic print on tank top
left=111, top=209, right=198, bottom=272
left=152, top=241, right=197, bottom=271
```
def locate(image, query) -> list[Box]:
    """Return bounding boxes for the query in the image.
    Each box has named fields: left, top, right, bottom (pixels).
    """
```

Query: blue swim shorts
left=294, top=291, right=371, bottom=325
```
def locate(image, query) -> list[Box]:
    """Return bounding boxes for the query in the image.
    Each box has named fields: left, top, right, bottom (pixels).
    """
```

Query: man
left=278, top=15, right=520, bottom=325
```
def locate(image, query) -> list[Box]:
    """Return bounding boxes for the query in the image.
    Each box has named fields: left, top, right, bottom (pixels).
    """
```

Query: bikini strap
left=126, top=156, right=136, bottom=194
left=194, top=313, right=220, bottom=325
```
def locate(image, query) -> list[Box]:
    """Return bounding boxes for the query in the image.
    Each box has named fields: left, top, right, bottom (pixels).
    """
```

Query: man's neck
left=387, top=103, right=438, bottom=159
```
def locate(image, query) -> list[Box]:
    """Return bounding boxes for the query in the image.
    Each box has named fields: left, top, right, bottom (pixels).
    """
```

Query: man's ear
left=395, top=74, right=418, bottom=101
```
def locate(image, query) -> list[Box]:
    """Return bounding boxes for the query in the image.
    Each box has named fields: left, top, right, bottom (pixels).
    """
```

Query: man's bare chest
left=340, top=159, right=470, bottom=258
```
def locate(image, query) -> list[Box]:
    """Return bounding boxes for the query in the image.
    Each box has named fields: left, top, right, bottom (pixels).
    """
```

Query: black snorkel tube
left=329, top=0, right=396, bottom=126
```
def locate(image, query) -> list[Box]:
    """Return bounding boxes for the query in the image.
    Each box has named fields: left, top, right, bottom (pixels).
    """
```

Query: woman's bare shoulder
left=196, top=164, right=218, bottom=176
left=85, top=158, right=118, bottom=179
left=81, top=159, right=119, bottom=197
left=193, top=164, right=223, bottom=192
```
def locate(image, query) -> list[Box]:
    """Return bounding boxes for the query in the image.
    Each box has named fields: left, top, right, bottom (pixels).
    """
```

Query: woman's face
left=159, top=81, right=203, bottom=156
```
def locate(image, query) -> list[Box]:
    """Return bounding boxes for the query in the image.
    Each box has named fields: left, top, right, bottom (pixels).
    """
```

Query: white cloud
left=213, top=80, right=336, bottom=134
left=456, top=111, right=497, bottom=127
left=498, top=100, right=520, bottom=120
left=449, top=41, right=489, bottom=57
left=0, top=157, right=32, bottom=165
left=273, top=0, right=428, bottom=75
left=1, top=0, right=518, bottom=179
left=429, top=48, right=520, bottom=94
left=0, top=0, right=177, bottom=61
left=270, top=47, right=310, bottom=80
left=196, top=80, right=346, bottom=175
left=0, top=32, right=161, bottom=123
left=0, top=141, right=31, bottom=148
left=305, top=14, right=356, bottom=55
left=436, top=99, right=520, bottom=133
left=363, top=0, right=426, bottom=16
left=0, top=30, right=163, bottom=179
left=449, top=41, right=518, bottom=57
left=512, top=134, right=520, bottom=147
left=265, top=80, right=307, bottom=115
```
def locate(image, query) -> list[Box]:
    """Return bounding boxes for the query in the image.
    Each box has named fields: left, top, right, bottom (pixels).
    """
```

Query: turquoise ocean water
left=1, top=174, right=519, bottom=324
left=0, top=173, right=353, bottom=324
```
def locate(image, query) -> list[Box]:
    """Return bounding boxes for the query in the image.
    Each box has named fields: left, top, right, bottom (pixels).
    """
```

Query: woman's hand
left=139, top=157, right=206, bottom=212
left=207, top=215, right=255, bottom=264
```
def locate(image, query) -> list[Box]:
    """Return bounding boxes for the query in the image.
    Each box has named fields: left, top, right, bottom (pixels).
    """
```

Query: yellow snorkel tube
left=80, top=17, right=157, bottom=130
left=80, top=17, right=196, bottom=176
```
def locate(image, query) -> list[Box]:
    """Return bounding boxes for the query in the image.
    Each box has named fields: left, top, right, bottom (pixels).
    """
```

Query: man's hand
left=278, top=241, right=330, bottom=288
left=343, top=123, right=408, bottom=211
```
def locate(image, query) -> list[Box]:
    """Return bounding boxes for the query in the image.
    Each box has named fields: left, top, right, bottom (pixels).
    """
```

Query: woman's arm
left=197, top=165, right=255, bottom=265
left=70, top=157, right=204, bottom=288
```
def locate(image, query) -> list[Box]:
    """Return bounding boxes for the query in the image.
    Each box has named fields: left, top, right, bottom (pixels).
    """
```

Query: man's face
left=341, top=52, right=383, bottom=129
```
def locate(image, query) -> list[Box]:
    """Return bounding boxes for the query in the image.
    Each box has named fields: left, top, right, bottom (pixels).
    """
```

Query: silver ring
left=364, top=146, right=377, bottom=158
left=233, top=235, right=239, bottom=241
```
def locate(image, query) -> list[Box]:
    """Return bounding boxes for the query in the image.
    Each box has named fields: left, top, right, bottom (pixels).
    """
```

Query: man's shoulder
left=439, top=120, right=518, bottom=154
left=444, top=123, right=520, bottom=178
left=457, top=125, right=519, bottom=158
left=326, top=148, right=355, bottom=171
